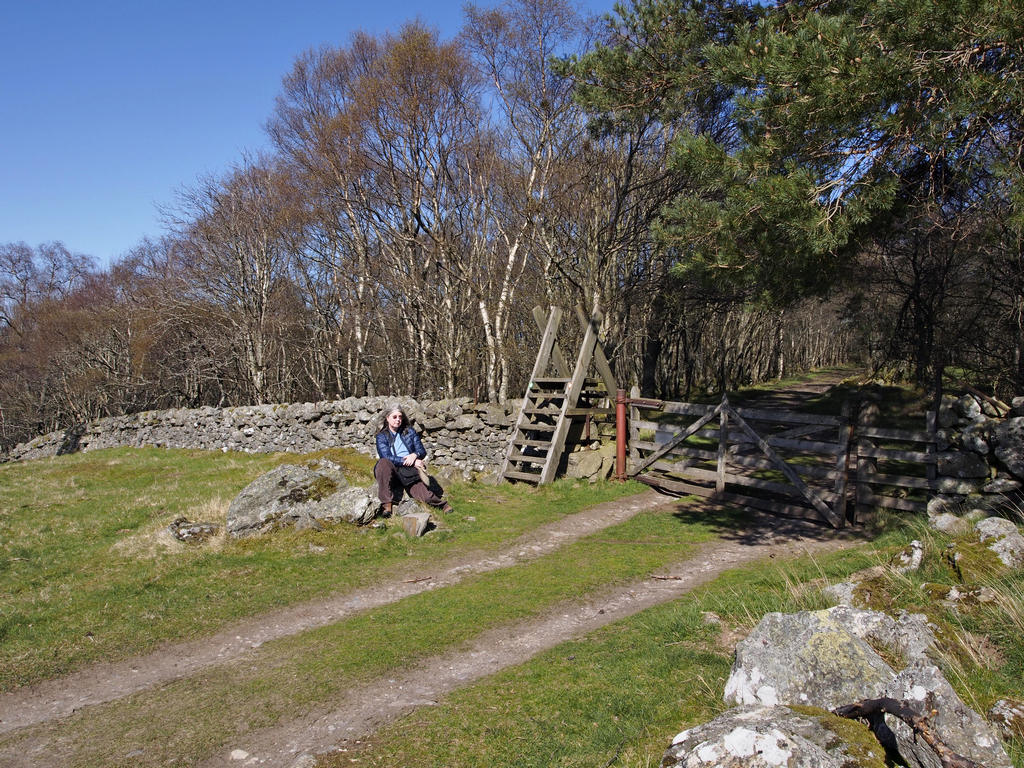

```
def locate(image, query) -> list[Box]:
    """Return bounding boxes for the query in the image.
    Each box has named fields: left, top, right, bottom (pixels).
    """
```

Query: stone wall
left=3, top=397, right=516, bottom=476
left=930, top=393, right=1024, bottom=513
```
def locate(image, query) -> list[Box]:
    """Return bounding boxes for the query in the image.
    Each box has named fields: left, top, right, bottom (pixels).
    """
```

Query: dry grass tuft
left=112, top=495, right=231, bottom=558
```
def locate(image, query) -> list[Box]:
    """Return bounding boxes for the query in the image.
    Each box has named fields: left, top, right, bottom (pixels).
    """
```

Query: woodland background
left=2, top=0, right=1022, bottom=452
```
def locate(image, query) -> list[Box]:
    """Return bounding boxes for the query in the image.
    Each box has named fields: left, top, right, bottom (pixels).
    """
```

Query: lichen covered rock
left=226, top=460, right=378, bottom=536
left=661, top=705, right=886, bottom=768
left=724, top=608, right=896, bottom=710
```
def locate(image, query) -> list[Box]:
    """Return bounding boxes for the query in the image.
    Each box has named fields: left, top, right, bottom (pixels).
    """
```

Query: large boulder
left=662, top=705, right=886, bottom=768
left=723, top=609, right=896, bottom=711
left=226, top=460, right=377, bottom=537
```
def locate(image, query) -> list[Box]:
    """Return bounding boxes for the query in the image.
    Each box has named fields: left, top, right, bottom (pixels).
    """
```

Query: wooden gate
left=627, top=395, right=850, bottom=527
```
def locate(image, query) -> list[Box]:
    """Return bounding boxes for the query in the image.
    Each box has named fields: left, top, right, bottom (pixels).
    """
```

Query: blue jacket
left=376, top=427, right=427, bottom=467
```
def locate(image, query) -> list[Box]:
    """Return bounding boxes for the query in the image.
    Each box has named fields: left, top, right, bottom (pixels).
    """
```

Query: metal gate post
left=616, top=389, right=627, bottom=481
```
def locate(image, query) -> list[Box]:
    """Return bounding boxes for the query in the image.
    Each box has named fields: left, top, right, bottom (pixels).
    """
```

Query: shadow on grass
left=651, top=491, right=874, bottom=548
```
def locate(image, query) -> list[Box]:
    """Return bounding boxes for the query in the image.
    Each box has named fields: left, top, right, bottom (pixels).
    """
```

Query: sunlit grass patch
left=0, top=447, right=645, bottom=690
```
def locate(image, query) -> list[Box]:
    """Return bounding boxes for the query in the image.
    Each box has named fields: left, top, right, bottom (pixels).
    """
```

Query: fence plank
left=858, top=465, right=933, bottom=489
left=636, top=473, right=716, bottom=498
left=659, top=463, right=839, bottom=501
left=630, top=404, right=723, bottom=475
left=725, top=402, right=842, bottom=527
left=857, top=426, right=933, bottom=442
left=858, top=445, right=936, bottom=463
left=859, top=492, right=928, bottom=513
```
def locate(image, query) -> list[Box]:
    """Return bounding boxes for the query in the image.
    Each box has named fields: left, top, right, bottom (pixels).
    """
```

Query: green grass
left=334, top=514, right=1024, bottom=768
left=2, top=445, right=1022, bottom=767
left=0, top=488, right=731, bottom=767
left=332, top=546, right=880, bottom=768
left=0, top=446, right=642, bottom=690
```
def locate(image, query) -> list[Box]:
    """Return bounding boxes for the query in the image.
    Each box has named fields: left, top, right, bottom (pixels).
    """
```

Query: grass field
left=0, top=445, right=642, bottom=690
left=1, top=444, right=1022, bottom=767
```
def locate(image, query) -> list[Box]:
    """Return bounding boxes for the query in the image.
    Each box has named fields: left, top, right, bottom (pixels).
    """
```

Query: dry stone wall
left=930, top=393, right=1024, bottom=513
left=3, top=397, right=516, bottom=476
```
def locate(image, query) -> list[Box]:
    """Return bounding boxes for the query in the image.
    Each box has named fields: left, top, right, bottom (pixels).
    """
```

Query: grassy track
left=0, top=488, right=730, bottom=766
left=338, top=517, right=1024, bottom=768
left=0, top=446, right=642, bottom=690
left=2, top=442, right=1022, bottom=768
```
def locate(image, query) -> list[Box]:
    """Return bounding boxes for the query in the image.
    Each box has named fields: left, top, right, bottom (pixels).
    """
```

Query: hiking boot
left=441, top=502, right=453, bottom=513
left=382, top=502, right=393, bottom=516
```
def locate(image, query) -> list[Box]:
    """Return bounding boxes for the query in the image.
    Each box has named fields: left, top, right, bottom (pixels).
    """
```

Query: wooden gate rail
left=622, top=393, right=936, bottom=527
left=853, top=411, right=937, bottom=521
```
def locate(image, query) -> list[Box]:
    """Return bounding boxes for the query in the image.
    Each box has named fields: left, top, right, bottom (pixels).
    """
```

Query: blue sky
left=1, top=1, right=611, bottom=267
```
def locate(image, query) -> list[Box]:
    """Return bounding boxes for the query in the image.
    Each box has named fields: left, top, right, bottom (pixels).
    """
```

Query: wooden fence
left=626, top=394, right=936, bottom=527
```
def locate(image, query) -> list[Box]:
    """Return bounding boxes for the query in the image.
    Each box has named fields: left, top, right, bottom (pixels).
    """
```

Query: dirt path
left=0, top=491, right=667, bottom=735
left=0, top=505, right=858, bottom=768
left=738, top=367, right=856, bottom=411
left=199, top=515, right=857, bottom=768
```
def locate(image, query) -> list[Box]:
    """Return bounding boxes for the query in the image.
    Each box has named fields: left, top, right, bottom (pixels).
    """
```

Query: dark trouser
left=374, top=459, right=443, bottom=506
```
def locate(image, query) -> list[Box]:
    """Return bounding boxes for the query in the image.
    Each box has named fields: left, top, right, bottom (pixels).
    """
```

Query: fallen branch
left=946, top=377, right=1011, bottom=417
left=833, top=697, right=984, bottom=768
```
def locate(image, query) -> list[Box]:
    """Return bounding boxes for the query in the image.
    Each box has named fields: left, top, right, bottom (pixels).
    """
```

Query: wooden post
left=716, top=394, right=728, bottom=495
left=926, top=410, right=937, bottom=495
left=855, top=396, right=879, bottom=524
left=629, top=385, right=640, bottom=468
left=833, top=400, right=852, bottom=526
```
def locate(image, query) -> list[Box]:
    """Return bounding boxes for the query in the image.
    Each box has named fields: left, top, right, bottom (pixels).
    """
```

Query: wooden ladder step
left=514, top=437, right=553, bottom=448
left=507, top=452, right=546, bottom=465
left=533, top=377, right=571, bottom=386
left=528, top=393, right=569, bottom=405
left=519, top=422, right=556, bottom=433
left=503, top=469, right=544, bottom=483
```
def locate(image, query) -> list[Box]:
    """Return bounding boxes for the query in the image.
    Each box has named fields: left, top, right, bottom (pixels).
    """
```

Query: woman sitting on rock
left=374, top=404, right=451, bottom=515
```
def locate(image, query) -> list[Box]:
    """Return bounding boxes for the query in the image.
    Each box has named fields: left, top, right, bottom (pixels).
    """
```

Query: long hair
left=378, top=404, right=409, bottom=435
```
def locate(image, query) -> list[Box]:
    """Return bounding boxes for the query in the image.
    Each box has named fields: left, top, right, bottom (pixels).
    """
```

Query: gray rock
left=316, top=486, right=379, bottom=526
left=821, top=581, right=856, bottom=606
left=974, top=516, right=1024, bottom=568
left=723, top=609, right=896, bottom=710
left=566, top=449, right=605, bottom=481
left=935, top=477, right=981, bottom=495
left=988, top=698, right=1024, bottom=741
left=960, top=424, right=990, bottom=455
left=168, top=517, right=218, bottom=543
left=993, top=417, right=1024, bottom=481
left=929, top=513, right=971, bottom=535
left=881, top=662, right=1012, bottom=768
left=401, top=511, right=433, bottom=537
left=449, top=414, right=483, bottom=430
left=937, top=451, right=990, bottom=479
left=982, top=476, right=1022, bottom=494
left=926, top=495, right=959, bottom=516
left=825, top=605, right=936, bottom=660
left=956, top=394, right=982, bottom=421
left=892, top=540, right=924, bottom=572
left=662, top=705, right=886, bottom=768
left=1010, top=397, right=1024, bottom=417
left=227, top=460, right=375, bottom=537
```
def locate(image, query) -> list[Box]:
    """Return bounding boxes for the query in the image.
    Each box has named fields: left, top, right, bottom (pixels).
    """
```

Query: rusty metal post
left=616, top=389, right=627, bottom=481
